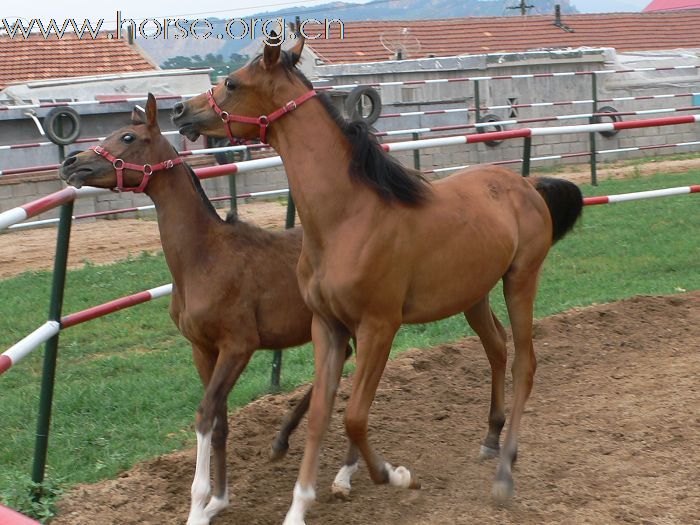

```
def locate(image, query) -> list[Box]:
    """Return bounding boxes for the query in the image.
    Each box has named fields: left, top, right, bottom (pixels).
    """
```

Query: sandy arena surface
left=51, top=292, right=700, bottom=524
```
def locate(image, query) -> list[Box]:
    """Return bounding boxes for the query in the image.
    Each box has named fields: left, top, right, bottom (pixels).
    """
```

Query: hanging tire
left=476, top=113, right=504, bottom=147
left=592, top=105, right=622, bottom=138
left=344, top=86, right=382, bottom=125
left=44, top=106, right=81, bottom=145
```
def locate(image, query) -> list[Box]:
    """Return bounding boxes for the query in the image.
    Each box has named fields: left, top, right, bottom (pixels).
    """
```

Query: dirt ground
left=2, top=156, right=699, bottom=280
left=50, top=292, right=700, bottom=525
left=0, top=201, right=289, bottom=280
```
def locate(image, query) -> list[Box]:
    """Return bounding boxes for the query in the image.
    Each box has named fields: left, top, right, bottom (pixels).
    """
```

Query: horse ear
left=131, top=106, right=146, bottom=124
left=146, top=93, right=159, bottom=129
left=290, top=35, right=305, bottom=66
left=263, top=31, right=282, bottom=68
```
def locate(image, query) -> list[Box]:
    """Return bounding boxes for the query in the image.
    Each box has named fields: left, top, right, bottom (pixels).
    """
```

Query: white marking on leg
left=385, top=462, right=412, bottom=488
left=331, top=462, right=359, bottom=498
left=282, top=482, right=315, bottom=525
left=204, top=485, right=229, bottom=518
left=187, top=430, right=212, bottom=525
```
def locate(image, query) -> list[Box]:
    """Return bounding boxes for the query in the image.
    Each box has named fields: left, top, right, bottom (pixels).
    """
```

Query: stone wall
left=2, top=48, right=699, bottom=226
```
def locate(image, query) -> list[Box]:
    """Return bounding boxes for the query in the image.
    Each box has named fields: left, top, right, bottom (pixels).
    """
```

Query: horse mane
left=252, top=51, right=430, bottom=206
left=152, top=138, right=226, bottom=222
left=183, top=163, right=234, bottom=222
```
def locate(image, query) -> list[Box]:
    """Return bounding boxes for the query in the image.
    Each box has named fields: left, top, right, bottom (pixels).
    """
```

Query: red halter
left=90, top=145, right=184, bottom=193
left=206, top=88, right=317, bottom=145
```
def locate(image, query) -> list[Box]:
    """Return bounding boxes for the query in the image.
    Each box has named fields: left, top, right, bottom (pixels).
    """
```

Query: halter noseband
left=90, top=145, right=184, bottom=193
left=206, top=88, right=317, bottom=145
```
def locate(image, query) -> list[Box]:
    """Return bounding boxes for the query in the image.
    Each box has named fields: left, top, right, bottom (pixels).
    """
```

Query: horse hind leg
left=464, top=297, right=507, bottom=460
left=492, top=266, right=541, bottom=503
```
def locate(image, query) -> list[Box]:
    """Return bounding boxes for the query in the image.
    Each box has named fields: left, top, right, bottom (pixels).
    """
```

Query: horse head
left=60, top=94, right=181, bottom=192
left=172, top=34, right=312, bottom=145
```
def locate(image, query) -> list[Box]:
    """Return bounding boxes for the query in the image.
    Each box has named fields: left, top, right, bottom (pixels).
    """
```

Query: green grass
left=1, top=169, right=699, bottom=519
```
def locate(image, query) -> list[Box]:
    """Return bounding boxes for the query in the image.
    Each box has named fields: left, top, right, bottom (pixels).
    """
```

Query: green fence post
left=473, top=80, right=481, bottom=124
left=270, top=195, right=296, bottom=390
left=521, top=136, right=532, bottom=177
left=32, top=200, right=74, bottom=490
left=225, top=149, right=238, bottom=216
left=412, top=133, right=421, bottom=170
left=228, top=174, right=238, bottom=216
left=589, top=72, right=599, bottom=186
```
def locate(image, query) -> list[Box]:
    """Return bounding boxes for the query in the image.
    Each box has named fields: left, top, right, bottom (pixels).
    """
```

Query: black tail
left=532, top=177, right=583, bottom=243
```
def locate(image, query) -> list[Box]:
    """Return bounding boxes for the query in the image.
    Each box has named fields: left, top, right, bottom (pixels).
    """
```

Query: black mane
left=159, top=139, right=227, bottom=222
left=252, top=50, right=430, bottom=206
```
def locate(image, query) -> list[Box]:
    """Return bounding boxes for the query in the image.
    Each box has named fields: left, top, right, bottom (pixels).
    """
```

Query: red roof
left=643, top=1, right=700, bottom=11
left=306, top=11, right=700, bottom=64
left=0, top=34, right=157, bottom=90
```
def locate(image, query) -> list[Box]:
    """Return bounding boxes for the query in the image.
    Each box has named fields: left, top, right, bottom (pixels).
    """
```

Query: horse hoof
left=186, top=514, right=210, bottom=525
left=479, top=445, right=500, bottom=460
left=204, top=494, right=229, bottom=518
left=331, top=482, right=351, bottom=500
left=269, top=441, right=289, bottom=462
left=491, top=479, right=515, bottom=504
left=387, top=464, right=421, bottom=489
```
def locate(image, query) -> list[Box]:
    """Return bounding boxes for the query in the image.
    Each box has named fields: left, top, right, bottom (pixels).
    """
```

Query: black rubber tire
left=592, top=105, right=622, bottom=138
left=476, top=113, right=504, bottom=147
left=44, top=106, right=81, bottom=145
left=344, top=86, right=382, bottom=125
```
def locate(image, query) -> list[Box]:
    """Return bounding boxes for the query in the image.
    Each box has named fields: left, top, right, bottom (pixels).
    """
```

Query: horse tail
left=530, top=177, right=583, bottom=244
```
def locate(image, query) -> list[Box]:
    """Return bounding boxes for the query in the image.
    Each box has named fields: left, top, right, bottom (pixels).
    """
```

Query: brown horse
left=173, top=37, right=583, bottom=524
left=59, top=95, right=333, bottom=525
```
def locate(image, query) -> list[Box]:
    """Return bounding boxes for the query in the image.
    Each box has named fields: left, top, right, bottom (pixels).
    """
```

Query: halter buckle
left=163, top=160, right=174, bottom=169
left=284, top=100, right=297, bottom=112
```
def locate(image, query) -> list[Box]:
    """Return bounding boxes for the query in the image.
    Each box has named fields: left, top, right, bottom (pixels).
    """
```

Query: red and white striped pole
left=0, top=322, right=60, bottom=375
left=583, top=185, right=700, bottom=206
left=0, top=285, right=173, bottom=376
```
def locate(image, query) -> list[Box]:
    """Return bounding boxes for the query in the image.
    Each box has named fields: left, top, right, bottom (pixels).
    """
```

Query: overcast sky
left=4, top=0, right=653, bottom=29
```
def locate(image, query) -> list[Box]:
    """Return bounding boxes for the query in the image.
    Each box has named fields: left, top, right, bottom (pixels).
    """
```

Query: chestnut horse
left=59, top=95, right=347, bottom=525
left=173, top=37, right=583, bottom=525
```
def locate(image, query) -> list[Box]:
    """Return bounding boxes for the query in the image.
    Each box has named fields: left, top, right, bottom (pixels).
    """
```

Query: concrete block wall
left=2, top=50, right=700, bottom=226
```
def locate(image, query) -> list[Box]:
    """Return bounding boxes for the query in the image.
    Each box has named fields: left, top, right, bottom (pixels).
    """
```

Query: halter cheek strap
left=90, top=145, right=184, bottom=193
left=206, top=88, right=317, bottom=145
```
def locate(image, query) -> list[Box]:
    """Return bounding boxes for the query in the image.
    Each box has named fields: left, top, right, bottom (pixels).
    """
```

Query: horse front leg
left=270, top=386, right=313, bottom=461
left=331, top=441, right=360, bottom=499
left=283, top=315, right=349, bottom=525
left=188, top=342, right=253, bottom=525
left=345, top=317, right=421, bottom=492
left=271, top=342, right=353, bottom=461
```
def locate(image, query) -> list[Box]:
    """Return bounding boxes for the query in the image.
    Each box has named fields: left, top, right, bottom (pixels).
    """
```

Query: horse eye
left=225, top=78, right=235, bottom=90
left=122, top=134, right=135, bottom=144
